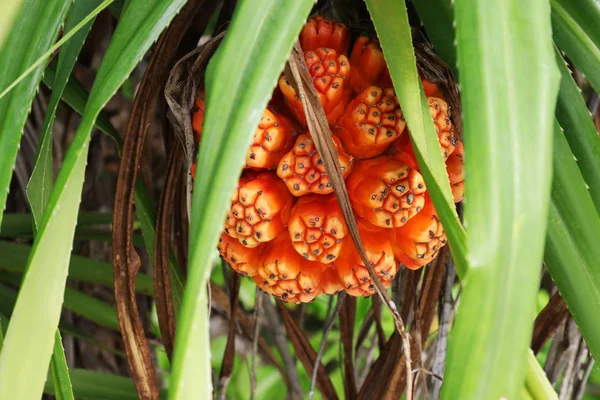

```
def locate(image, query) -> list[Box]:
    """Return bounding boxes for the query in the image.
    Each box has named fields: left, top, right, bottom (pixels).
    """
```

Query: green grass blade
left=0, top=240, right=153, bottom=295
left=0, top=4, right=186, bottom=395
left=545, top=121, right=600, bottom=363
left=364, top=0, right=468, bottom=277
left=0, top=0, right=115, bottom=101
left=0, top=0, right=70, bottom=229
left=27, top=0, right=104, bottom=229
left=42, top=64, right=121, bottom=142
left=169, top=1, right=313, bottom=397
left=554, top=47, right=600, bottom=211
left=50, top=331, right=75, bottom=400
left=44, top=369, right=167, bottom=400
left=551, top=0, right=600, bottom=92
left=443, top=0, right=559, bottom=399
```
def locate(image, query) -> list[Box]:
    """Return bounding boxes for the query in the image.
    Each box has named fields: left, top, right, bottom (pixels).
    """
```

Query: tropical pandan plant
left=0, top=0, right=598, bottom=399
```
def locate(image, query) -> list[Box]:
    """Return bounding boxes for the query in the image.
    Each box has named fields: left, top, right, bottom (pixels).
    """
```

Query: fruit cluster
left=192, top=15, right=464, bottom=303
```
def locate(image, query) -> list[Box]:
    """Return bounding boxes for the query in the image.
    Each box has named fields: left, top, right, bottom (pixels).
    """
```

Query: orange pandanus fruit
left=388, top=96, right=457, bottom=162
left=277, top=133, right=353, bottom=196
left=335, top=86, right=406, bottom=159
left=446, top=140, right=465, bottom=202
left=279, top=47, right=350, bottom=127
left=192, top=90, right=205, bottom=142
left=334, top=218, right=397, bottom=297
left=254, top=233, right=326, bottom=303
left=193, top=94, right=297, bottom=170
left=245, top=109, right=298, bottom=170
left=288, top=194, right=348, bottom=263
left=349, top=37, right=392, bottom=94
left=218, top=233, right=262, bottom=277
left=389, top=195, right=448, bottom=269
left=224, top=171, right=295, bottom=248
left=346, top=155, right=427, bottom=228
left=300, top=15, right=350, bottom=55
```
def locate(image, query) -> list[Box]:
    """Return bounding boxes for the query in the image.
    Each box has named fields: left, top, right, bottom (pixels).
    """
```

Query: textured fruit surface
left=300, top=15, right=350, bottom=55
left=254, top=233, right=325, bottom=303
left=334, top=218, right=397, bottom=297
left=388, top=96, right=457, bottom=162
left=349, top=37, right=392, bottom=94
left=279, top=47, right=350, bottom=127
left=335, top=86, right=406, bottom=159
left=277, top=133, right=353, bottom=196
left=218, top=233, right=262, bottom=277
left=246, top=108, right=298, bottom=170
left=224, top=171, right=295, bottom=248
left=346, top=155, right=427, bottom=228
left=427, top=97, right=457, bottom=159
left=389, top=195, right=447, bottom=269
left=446, top=140, right=465, bottom=202
left=288, top=194, right=348, bottom=263
left=321, top=264, right=344, bottom=295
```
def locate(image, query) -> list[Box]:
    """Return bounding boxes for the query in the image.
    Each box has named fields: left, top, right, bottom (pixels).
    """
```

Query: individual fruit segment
left=446, top=140, right=465, bottom=202
left=224, top=171, right=295, bottom=248
left=277, top=133, right=353, bottom=196
left=349, top=37, right=392, bottom=94
left=334, top=218, right=397, bottom=297
left=192, top=90, right=206, bottom=142
left=193, top=94, right=297, bottom=170
left=254, top=233, right=325, bottom=303
left=427, top=97, right=457, bottom=159
left=321, top=264, right=344, bottom=295
left=388, top=96, right=458, bottom=162
left=246, top=109, right=298, bottom=170
left=346, top=155, right=427, bottom=228
left=389, top=195, right=447, bottom=269
left=218, top=233, right=262, bottom=277
left=300, top=15, right=350, bottom=55
left=288, top=194, right=348, bottom=263
left=335, top=86, right=406, bottom=159
left=279, top=47, right=350, bottom=127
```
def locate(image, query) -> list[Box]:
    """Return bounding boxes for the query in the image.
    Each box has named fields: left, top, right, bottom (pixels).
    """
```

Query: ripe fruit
left=389, top=195, right=447, bottom=269
left=349, top=37, right=392, bottom=94
left=246, top=109, right=298, bottom=170
left=205, top=17, right=462, bottom=302
left=346, top=155, right=427, bottom=228
left=335, top=86, right=406, bottom=159
left=218, top=233, right=262, bottom=277
left=277, top=133, right=353, bottom=196
left=279, top=47, right=350, bottom=127
left=300, top=15, right=350, bottom=55
left=288, top=194, right=348, bottom=263
left=254, top=233, right=325, bottom=303
left=224, top=171, right=295, bottom=248
left=192, top=90, right=205, bottom=142
left=334, top=218, right=397, bottom=297
left=446, top=140, right=465, bottom=202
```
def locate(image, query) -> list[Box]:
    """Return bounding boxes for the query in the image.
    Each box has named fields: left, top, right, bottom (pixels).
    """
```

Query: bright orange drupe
left=300, top=15, right=350, bottom=55
left=218, top=233, right=262, bottom=277
left=224, top=171, right=295, bottom=248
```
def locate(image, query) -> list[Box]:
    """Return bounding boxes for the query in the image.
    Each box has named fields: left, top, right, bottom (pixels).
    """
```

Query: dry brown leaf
left=532, top=292, right=569, bottom=354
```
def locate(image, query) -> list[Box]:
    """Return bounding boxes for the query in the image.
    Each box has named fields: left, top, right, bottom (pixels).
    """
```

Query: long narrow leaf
left=365, top=0, right=467, bottom=277
left=169, top=1, right=313, bottom=398
left=0, top=0, right=23, bottom=50
left=0, top=0, right=69, bottom=229
left=554, top=47, right=600, bottom=211
left=27, top=0, right=103, bottom=229
left=44, top=369, right=167, bottom=400
left=50, top=331, right=75, bottom=400
left=443, top=1, right=559, bottom=399
left=551, top=0, right=600, bottom=93
left=0, top=240, right=154, bottom=294
left=0, top=0, right=187, bottom=397
left=545, top=121, right=600, bottom=363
